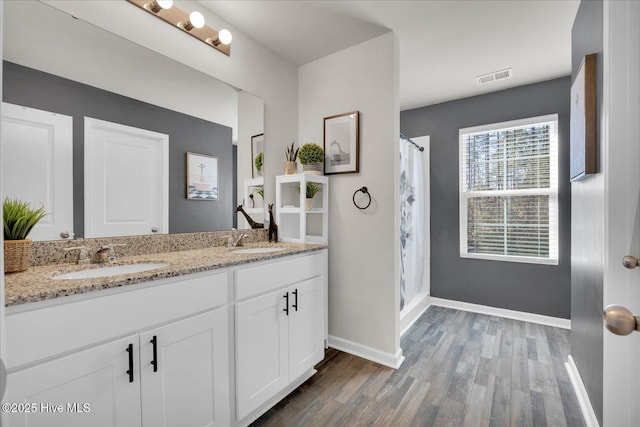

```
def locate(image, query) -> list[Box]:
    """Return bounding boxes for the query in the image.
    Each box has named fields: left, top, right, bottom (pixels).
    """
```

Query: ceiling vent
left=476, top=68, right=513, bottom=85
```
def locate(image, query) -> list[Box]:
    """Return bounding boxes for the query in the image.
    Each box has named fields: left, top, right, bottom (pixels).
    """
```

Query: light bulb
left=218, top=29, right=232, bottom=45
left=146, top=0, right=172, bottom=13
left=189, top=11, right=205, bottom=29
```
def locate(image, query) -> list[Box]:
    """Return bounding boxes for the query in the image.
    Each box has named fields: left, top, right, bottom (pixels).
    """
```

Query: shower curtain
left=400, top=138, right=425, bottom=310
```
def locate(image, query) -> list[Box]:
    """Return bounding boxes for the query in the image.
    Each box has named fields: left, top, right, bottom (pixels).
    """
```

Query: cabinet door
left=140, top=309, right=229, bottom=427
left=235, top=289, right=289, bottom=420
left=6, top=336, right=141, bottom=427
left=289, top=276, right=325, bottom=379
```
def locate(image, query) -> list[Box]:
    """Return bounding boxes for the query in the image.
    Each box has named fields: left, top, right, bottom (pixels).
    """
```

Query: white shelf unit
left=275, top=173, right=329, bottom=244
left=240, top=177, right=264, bottom=228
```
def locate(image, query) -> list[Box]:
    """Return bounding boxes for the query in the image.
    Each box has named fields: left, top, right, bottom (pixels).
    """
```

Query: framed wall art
left=186, top=152, right=218, bottom=200
left=570, top=53, right=597, bottom=182
left=251, top=133, right=264, bottom=178
left=324, top=110, right=359, bottom=175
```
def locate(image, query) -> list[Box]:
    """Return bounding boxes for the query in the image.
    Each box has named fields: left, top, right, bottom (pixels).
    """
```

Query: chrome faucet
left=227, top=229, right=248, bottom=249
left=94, top=243, right=126, bottom=263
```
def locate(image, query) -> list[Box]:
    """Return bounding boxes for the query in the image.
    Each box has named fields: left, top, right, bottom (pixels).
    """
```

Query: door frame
left=602, top=0, right=640, bottom=426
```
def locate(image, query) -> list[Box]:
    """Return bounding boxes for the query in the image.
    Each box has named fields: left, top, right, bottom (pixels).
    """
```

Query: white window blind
left=459, top=114, right=558, bottom=265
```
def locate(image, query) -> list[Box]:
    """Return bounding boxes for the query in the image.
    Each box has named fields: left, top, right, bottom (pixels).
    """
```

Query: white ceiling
left=199, top=0, right=580, bottom=110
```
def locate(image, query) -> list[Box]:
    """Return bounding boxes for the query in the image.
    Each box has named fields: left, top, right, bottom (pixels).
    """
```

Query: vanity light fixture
left=127, top=0, right=231, bottom=56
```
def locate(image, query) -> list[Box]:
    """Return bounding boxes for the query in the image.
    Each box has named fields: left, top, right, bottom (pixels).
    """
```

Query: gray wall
left=570, top=0, right=604, bottom=423
left=401, top=77, right=571, bottom=318
left=3, top=61, right=233, bottom=237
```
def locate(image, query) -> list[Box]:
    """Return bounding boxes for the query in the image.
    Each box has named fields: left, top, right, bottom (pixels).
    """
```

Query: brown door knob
left=603, top=304, right=640, bottom=336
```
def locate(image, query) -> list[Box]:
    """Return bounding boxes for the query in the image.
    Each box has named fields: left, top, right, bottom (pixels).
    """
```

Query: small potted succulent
left=298, top=143, right=324, bottom=175
left=254, top=151, right=264, bottom=177
left=284, top=141, right=299, bottom=175
left=3, top=198, right=47, bottom=273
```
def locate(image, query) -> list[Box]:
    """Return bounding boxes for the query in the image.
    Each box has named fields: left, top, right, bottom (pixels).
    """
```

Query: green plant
left=285, top=141, right=299, bottom=162
left=3, top=198, right=47, bottom=240
left=254, top=152, right=264, bottom=171
left=297, top=182, right=322, bottom=199
left=253, top=187, right=264, bottom=199
left=298, top=143, right=324, bottom=164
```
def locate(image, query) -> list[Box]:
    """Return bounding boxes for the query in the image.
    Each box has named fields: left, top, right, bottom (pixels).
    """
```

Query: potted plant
left=298, top=182, right=322, bottom=211
left=298, top=143, right=324, bottom=175
left=3, top=198, right=47, bottom=273
left=254, top=152, right=264, bottom=177
left=284, top=141, right=299, bottom=175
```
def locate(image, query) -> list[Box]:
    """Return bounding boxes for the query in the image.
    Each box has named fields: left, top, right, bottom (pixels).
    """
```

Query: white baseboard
left=565, top=355, right=600, bottom=427
left=328, top=335, right=405, bottom=369
left=429, top=297, right=571, bottom=329
left=400, top=292, right=430, bottom=336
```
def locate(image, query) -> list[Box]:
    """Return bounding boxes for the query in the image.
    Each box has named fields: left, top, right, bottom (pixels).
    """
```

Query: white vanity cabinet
left=4, top=271, right=231, bottom=427
left=4, top=249, right=328, bottom=427
left=139, top=309, right=229, bottom=427
left=234, top=252, right=326, bottom=421
left=6, top=335, right=142, bottom=427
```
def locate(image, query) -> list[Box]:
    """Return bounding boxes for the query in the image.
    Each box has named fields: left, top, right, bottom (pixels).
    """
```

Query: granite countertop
left=5, top=242, right=326, bottom=307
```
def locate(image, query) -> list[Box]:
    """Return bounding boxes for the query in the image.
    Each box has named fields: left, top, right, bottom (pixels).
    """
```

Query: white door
left=5, top=336, right=142, bottom=427
left=140, top=309, right=230, bottom=427
left=84, top=117, right=168, bottom=238
left=235, top=289, right=289, bottom=420
left=602, top=1, right=640, bottom=426
left=1, top=103, right=73, bottom=241
left=289, top=277, right=324, bottom=380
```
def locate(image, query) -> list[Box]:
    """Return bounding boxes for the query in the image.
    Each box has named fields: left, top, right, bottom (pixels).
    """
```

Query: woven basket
left=4, top=239, right=32, bottom=273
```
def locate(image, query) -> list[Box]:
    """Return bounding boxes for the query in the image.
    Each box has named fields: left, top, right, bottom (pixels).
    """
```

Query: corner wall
left=401, top=77, right=572, bottom=319
left=570, top=0, right=604, bottom=423
left=299, top=32, right=401, bottom=362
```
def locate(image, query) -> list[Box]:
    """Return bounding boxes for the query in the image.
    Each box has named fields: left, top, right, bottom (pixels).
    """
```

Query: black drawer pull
left=283, top=292, right=289, bottom=316
left=150, top=336, right=158, bottom=372
left=126, top=343, right=134, bottom=383
left=292, top=289, right=298, bottom=311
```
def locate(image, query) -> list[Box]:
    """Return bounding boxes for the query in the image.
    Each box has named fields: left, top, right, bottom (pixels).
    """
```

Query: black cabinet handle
left=283, top=292, right=289, bottom=316
left=150, top=335, right=158, bottom=372
left=126, top=343, right=134, bottom=383
left=292, top=289, right=298, bottom=311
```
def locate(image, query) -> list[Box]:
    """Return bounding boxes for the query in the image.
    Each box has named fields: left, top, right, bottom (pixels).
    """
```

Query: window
left=459, top=114, right=558, bottom=265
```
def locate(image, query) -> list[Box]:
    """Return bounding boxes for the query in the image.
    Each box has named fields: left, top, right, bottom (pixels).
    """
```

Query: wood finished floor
left=251, top=306, right=585, bottom=427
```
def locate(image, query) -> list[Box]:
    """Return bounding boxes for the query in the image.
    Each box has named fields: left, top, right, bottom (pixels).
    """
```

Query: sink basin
left=53, top=263, right=168, bottom=280
left=232, top=247, right=284, bottom=254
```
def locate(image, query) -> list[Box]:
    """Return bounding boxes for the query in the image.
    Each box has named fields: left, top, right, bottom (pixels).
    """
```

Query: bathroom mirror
left=1, top=0, right=263, bottom=240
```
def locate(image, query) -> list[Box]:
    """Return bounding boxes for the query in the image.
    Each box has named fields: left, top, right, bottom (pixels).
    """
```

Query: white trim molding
left=400, top=291, right=430, bottom=337
left=429, top=297, right=571, bottom=329
left=328, top=336, right=405, bottom=369
left=565, top=355, right=600, bottom=427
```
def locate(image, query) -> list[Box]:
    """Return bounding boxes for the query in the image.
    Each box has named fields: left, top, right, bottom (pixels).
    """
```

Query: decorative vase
left=305, top=198, right=314, bottom=212
left=256, top=169, right=263, bottom=177
left=302, top=163, right=323, bottom=175
left=4, top=238, right=32, bottom=273
left=284, top=161, right=297, bottom=175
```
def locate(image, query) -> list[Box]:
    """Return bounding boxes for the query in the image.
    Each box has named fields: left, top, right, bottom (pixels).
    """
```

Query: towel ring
left=353, top=186, right=372, bottom=210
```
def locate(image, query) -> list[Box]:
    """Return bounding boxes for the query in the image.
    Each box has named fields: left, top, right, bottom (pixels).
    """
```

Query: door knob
left=603, top=304, right=640, bottom=335
left=622, top=255, right=639, bottom=269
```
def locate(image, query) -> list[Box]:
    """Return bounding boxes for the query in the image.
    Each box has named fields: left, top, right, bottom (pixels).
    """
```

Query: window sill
left=460, top=252, right=559, bottom=266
